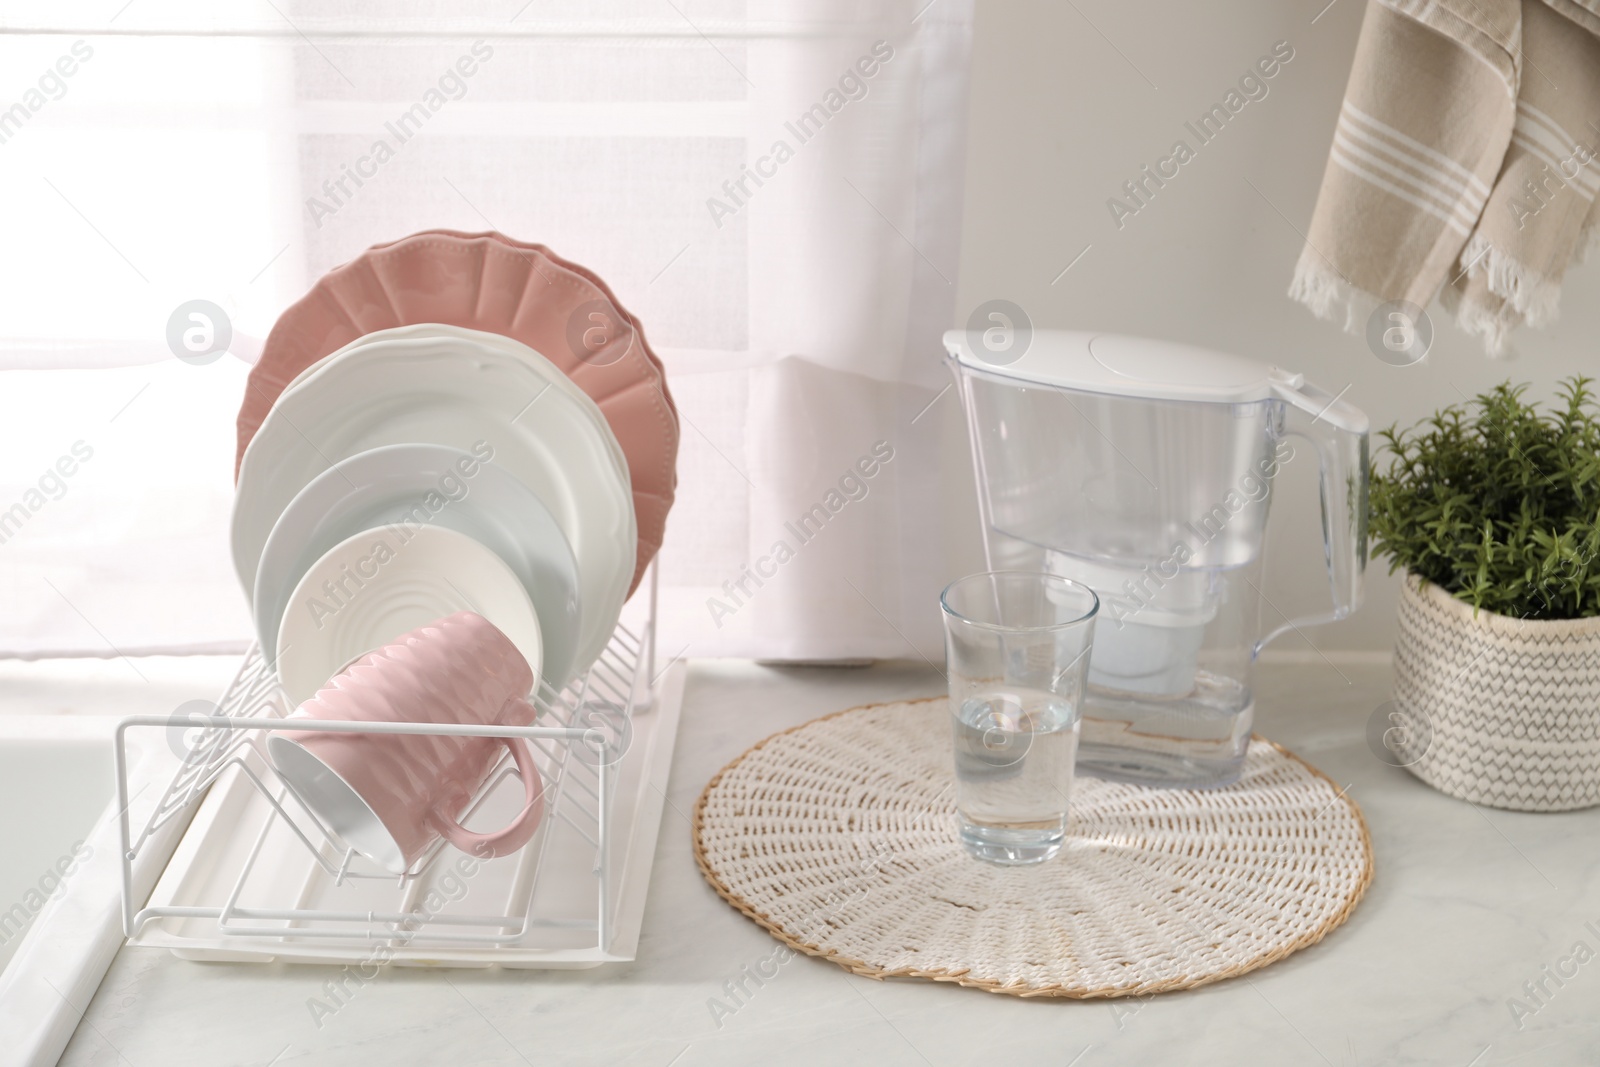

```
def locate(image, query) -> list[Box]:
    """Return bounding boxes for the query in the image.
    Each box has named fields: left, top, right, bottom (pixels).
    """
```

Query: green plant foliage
left=1369, top=378, right=1600, bottom=619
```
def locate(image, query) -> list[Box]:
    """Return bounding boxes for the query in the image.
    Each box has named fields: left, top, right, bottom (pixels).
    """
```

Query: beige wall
left=947, top=0, right=1600, bottom=654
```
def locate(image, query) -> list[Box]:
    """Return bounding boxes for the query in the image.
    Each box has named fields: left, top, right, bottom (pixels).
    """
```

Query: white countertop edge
left=0, top=743, right=193, bottom=1067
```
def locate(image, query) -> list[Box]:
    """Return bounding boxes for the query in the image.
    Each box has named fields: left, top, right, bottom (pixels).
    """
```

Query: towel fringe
left=1287, top=250, right=1384, bottom=335
left=1458, top=234, right=1561, bottom=328
left=1439, top=283, right=1517, bottom=359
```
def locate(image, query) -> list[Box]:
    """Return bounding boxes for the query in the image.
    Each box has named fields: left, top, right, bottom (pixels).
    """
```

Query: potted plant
left=1369, top=378, right=1600, bottom=811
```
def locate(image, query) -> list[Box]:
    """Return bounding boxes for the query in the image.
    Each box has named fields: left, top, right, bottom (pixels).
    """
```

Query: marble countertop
left=58, top=658, right=1600, bottom=1066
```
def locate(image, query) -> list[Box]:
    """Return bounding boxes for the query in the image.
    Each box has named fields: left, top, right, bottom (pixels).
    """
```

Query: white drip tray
left=126, top=659, right=683, bottom=969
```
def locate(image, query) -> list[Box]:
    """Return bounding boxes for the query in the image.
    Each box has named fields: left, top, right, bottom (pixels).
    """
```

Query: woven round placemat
left=693, top=698, right=1373, bottom=998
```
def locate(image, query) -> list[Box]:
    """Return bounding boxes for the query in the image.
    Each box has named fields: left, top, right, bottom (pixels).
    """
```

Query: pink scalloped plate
left=237, top=231, right=677, bottom=598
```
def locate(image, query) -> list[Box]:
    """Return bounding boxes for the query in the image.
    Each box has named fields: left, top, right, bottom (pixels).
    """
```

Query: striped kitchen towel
left=1290, top=0, right=1600, bottom=355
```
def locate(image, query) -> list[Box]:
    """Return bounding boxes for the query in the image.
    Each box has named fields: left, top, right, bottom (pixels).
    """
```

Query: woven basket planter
left=1392, top=573, right=1600, bottom=811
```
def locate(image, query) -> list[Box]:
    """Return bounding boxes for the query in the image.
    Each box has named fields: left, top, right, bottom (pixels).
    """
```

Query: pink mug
left=267, top=611, right=545, bottom=874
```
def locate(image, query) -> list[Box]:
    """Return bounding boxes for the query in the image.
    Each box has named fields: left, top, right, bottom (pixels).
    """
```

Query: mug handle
left=434, top=735, right=545, bottom=860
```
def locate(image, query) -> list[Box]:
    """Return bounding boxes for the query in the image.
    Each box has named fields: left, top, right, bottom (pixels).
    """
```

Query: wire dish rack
left=113, top=576, right=683, bottom=968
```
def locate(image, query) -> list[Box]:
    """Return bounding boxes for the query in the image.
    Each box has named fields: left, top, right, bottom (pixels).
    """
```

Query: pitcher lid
left=943, top=328, right=1303, bottom=405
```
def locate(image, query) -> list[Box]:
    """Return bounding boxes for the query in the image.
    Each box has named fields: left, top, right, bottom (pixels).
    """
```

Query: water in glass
left=951, top=685, right=1081, bottom=864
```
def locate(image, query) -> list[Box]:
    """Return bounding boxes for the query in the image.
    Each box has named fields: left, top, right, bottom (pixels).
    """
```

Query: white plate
left=274, top=524, right=544, bottom=706
left=234, top=333, right=635, bottom=676
left=277, top=324, right=623, bottom=465
left=274, top=326, right=629, bottom=496
left=278, top=323, right=600, bottom=411
left=253, top=443, right=583, bottom=689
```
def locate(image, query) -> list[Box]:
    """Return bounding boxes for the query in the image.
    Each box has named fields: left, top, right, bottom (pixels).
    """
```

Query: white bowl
left=274, top=524, right=543, bottom=706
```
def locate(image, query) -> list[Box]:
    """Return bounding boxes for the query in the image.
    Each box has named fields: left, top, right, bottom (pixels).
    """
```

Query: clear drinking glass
left=941, top=571, right=1098, bottom=865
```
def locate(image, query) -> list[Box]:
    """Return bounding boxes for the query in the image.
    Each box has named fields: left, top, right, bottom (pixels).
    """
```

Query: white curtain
left=0, top=0, right=973, bottom=663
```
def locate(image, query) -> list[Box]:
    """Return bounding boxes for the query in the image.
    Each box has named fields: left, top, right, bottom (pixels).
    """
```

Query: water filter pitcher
left=947, top=330, right=1368, bottom=788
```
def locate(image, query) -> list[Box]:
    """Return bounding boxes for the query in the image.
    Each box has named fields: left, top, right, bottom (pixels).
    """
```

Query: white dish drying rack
left=113, top=572, right=683, bottom=968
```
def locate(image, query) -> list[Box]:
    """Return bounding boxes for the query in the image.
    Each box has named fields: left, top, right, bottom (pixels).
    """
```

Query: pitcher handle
left=1257, top=371, right=1369, bottom=654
